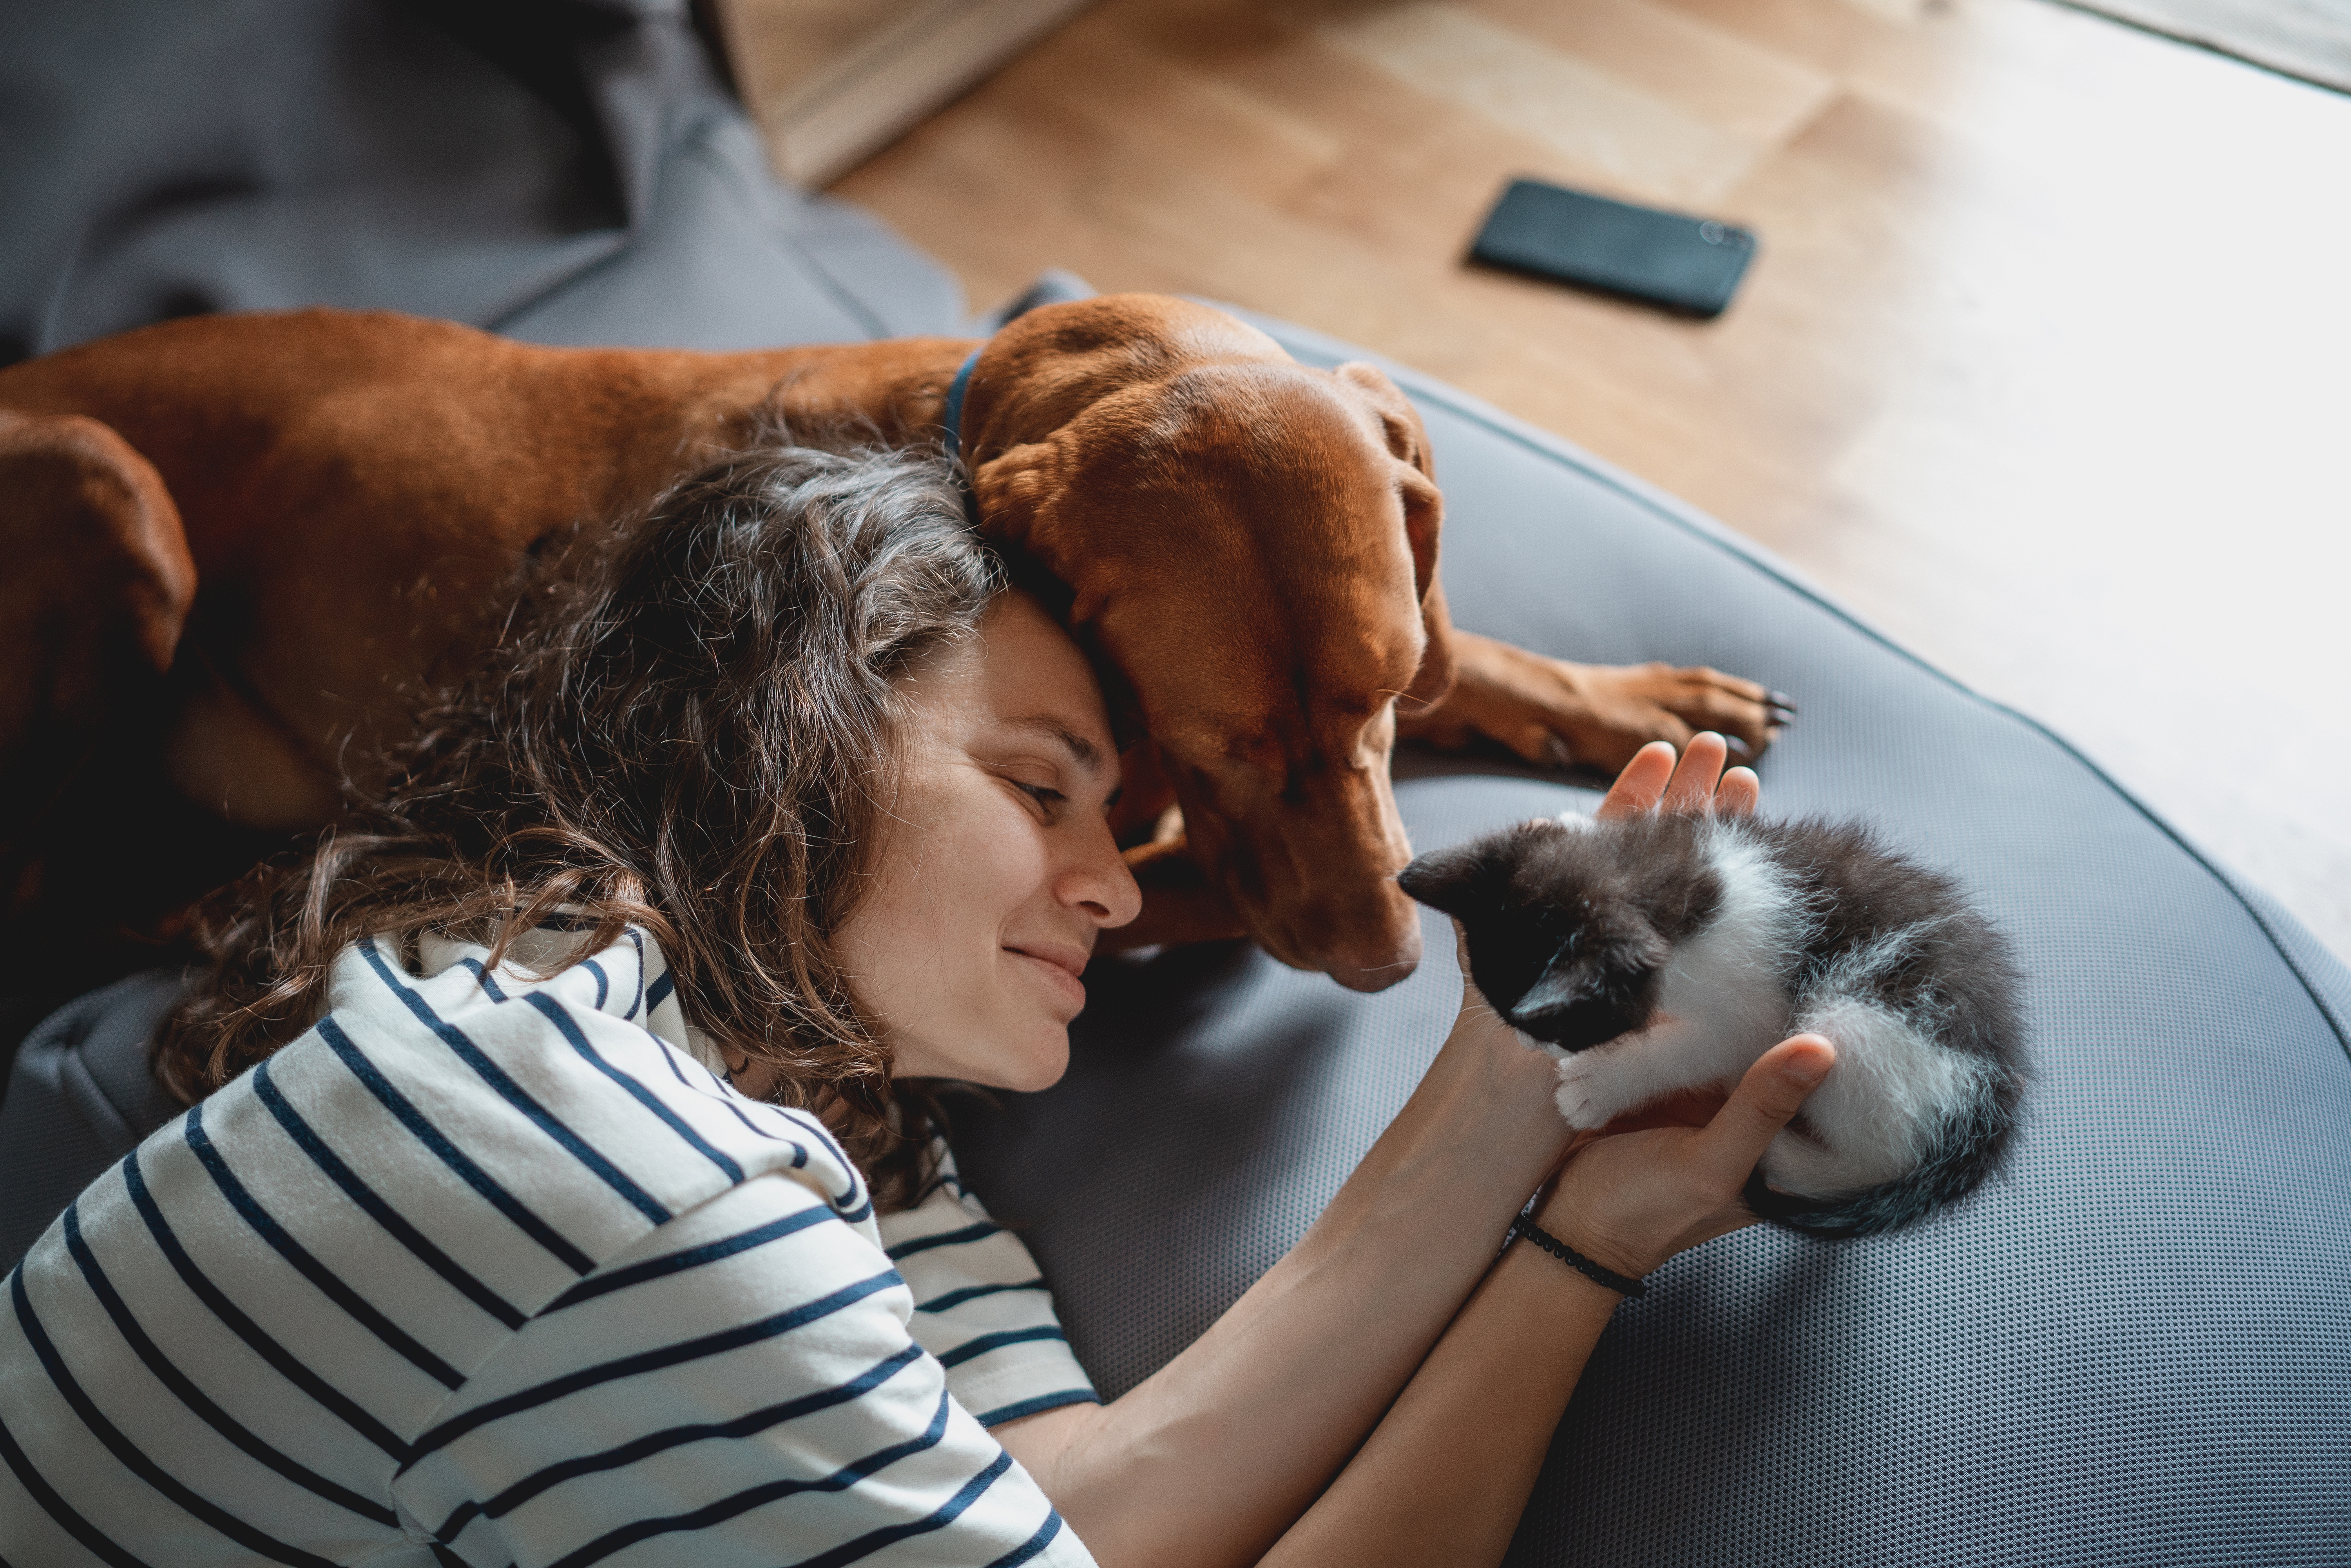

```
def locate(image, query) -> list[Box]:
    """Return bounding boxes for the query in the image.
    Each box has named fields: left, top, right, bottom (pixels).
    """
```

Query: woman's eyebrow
left=999, top=715, right=1107, bottom=776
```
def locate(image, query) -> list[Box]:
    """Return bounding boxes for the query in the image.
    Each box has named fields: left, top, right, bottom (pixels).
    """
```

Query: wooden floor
left=788, top=0, right=2347, bottom=960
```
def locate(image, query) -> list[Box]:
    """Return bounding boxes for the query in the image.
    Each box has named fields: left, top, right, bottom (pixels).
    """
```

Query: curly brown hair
left=156, top=440, right=1004, bottom=1206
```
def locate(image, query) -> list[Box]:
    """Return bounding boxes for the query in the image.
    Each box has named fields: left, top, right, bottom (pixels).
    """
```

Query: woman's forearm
left=1260, top=1240, right=1620, bottom=1568
left=998, top=1008, right=1569, bottom=1568
left=1252, top=1028, right=1836, bottom=1566
left=997, top=750, right=1807, bottom=1566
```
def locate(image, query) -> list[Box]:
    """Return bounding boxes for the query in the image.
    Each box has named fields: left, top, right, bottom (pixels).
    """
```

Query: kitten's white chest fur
left=1540, top=815, right=1985, bottom=1198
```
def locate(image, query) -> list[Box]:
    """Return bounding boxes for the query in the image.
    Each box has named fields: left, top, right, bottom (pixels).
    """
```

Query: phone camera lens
left=1699, top=221, right=1726, bottom=245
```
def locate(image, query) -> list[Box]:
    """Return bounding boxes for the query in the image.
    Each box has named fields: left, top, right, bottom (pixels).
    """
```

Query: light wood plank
left=813, top=0, right=2351, bottom=957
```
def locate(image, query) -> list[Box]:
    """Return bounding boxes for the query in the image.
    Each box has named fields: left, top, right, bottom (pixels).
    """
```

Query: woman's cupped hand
left=1453, top=732, right=1835, bottom=1282
left=1534, top=1032, right=1833, bottom=1280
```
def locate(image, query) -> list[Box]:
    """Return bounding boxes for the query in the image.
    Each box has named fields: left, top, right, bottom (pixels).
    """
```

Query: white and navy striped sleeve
left=880, top=1151, right=1098, bottom=1429
left=0, top=925, right=1096, bottom=1568
left=395, top=1170, right=1083, bottom=1567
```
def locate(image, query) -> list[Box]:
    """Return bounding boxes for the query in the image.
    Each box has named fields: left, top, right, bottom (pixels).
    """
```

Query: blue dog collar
left=940, top=346, right=984, bottom=526
left=940, top=346, right=982, bottom=464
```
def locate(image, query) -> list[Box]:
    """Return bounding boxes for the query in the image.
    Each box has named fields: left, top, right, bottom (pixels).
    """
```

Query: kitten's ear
left=1395, top=840, right=1498, bottom=920
left=1512, top=926, right=1672, bottom=1048
left=1398, top=822, right=1560, bottom=918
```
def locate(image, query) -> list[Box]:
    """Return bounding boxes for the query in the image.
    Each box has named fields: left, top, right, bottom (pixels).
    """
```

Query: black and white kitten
left=1398, top=812, right=2026, bottom=1238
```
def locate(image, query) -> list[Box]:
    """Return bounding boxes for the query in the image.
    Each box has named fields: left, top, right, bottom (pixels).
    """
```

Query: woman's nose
left=1065, top=820, right=1144, bottom=929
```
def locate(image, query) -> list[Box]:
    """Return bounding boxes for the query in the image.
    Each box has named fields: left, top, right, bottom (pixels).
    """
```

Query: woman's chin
left=973, top=1021, right=1070, bottom=1094
left=892, top=1010, right=1070, bottom=1091
left=1002, top=1030, right=1072, bottom=1093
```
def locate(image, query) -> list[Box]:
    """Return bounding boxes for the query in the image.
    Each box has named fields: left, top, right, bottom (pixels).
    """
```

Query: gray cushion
left=0, top=0, right=962, bottom=363
left=0, top=970, right=186, bottom=1275
left=6, top=12, right=2346, bottom=1543
left=950, top=311, right=2351, bottom=1565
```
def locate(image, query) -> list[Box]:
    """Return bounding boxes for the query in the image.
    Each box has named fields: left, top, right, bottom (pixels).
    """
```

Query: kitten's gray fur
left=1398, top=812, right=2026, bottom=1238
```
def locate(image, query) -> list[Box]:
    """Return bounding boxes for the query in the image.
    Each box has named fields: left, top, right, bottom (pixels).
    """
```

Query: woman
left=0, top=442, right=1832, bottom=1566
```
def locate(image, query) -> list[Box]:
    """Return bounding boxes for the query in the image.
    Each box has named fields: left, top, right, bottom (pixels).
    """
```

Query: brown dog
left=0, top=295, right=1779, bottom=997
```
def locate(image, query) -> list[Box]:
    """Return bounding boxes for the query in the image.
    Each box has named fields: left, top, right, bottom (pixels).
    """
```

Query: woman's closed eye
left=1011, top=778, right=1068, bottom=816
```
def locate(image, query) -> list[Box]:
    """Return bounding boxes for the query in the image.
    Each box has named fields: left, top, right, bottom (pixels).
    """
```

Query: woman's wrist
left=1507, top=1213, right=1650, bottom=1297
left=1527, top=1177, right=1663, bottom=1283
left=1422, top=1003, right=1575, bottom=1176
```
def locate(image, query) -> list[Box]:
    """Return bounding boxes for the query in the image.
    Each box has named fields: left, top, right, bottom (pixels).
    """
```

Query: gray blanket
left=0, top=0, right=962, bottom=362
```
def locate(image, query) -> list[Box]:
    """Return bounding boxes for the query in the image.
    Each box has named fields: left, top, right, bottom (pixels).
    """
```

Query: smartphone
left=1468, top=178, right=1757, bottom=318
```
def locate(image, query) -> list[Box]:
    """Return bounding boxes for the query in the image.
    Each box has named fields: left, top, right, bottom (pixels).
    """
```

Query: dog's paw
left=1400, top=632, right=1792, bottom=772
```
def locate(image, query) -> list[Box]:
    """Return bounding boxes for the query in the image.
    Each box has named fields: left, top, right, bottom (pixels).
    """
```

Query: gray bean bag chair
left=5, top=2, right=2347, bottom=1561
left=950, top=316, right=2351, bottom=1565
left=0, top=0, right=962, bottom=364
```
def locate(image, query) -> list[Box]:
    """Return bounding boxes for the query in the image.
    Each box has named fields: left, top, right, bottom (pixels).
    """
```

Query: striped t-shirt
left=0, top=924, right=1099, bottom=1566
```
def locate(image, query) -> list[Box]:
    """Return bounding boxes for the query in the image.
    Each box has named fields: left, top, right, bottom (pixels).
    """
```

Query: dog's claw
left=1542, top=733, right=1576, bottom=770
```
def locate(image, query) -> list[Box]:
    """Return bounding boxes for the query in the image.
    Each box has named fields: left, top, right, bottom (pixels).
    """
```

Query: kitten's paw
left=1551, top=1057, right=1613, bottom=1130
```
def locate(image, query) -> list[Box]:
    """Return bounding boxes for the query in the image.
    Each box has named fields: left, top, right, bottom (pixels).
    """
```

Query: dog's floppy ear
left=0, top=409, right=197, bottom=838
left=969, top=434, right=1079, bottom=583
left=1335, top=362, right=1453, bottom=709
left=1335, top=362, right=1440, bottom=599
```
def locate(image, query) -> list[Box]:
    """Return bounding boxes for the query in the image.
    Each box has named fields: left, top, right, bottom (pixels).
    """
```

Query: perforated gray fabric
left=0, top=0, right=962, bottom=363
left=952, top=314, right=2351, bottom=1564
left=0, top=970, right=186, bottom=1275
left=3, top=27, right=2343, bottom=1536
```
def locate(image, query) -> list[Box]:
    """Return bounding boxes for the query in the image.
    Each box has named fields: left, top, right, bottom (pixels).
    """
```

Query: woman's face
left=835, top=590, right=1142, bottom=1092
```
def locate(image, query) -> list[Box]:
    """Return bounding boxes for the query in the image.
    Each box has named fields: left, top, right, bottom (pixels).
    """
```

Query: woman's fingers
left=1695, top=1034, right=1835, bottom=1188
left=1660, top=732, right=1730, bottom=813
left=1596, top=735, right=1762, bottom=823
left=1714, top=766, right=1760, bottom=818
left=1593, top=740, right=1677, bottom=820
left=1541, top=1036, right=1834, bottom=1277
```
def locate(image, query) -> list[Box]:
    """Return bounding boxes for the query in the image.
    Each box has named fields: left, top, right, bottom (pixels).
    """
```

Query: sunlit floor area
left=789, top=0, right=2348, bottom=960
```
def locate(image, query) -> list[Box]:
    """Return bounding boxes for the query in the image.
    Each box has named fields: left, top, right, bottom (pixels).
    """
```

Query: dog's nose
left=1322, top=916, right=1424, bottom=992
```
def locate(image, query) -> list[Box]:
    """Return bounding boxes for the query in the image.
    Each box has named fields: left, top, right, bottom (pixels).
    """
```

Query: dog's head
left=964, top=296, right=1452, bottom=990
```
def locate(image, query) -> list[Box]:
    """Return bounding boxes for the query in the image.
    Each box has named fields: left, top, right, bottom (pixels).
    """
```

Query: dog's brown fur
left=0, top=296, right=1776, bottom=995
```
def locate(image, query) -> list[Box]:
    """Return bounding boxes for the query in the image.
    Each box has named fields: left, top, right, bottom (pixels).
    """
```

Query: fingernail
left=1783, top=1057, right=1830, bottom=1089
left=1768, top=692, right=1798, bottom=712
left=1723, top=735, right=1753, bottom=760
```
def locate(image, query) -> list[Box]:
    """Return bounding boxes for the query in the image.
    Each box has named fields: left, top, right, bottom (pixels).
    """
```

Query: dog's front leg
left=1396, top=631, right=1792, bottom=772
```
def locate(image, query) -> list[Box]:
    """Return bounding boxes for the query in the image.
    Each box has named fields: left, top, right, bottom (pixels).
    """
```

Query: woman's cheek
left=964, top=797, right=1060, bottom=907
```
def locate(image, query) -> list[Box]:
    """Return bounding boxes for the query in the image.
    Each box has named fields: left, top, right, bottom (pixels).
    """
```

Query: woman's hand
left=1446, top=730, right=1758, bottom=1049
left=1456, top=729, right=1807, bottom=1280
left=1253, top=1031, right=1829, bottom=1568
left=1534, top=1034, right=1835, bottom=1280
left=1594, top=731, right=1759, bottom=821
left=1007, top=733, right=1785, bottom=1568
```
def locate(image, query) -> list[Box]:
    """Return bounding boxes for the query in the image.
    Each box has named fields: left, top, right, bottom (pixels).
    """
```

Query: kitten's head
left=1398, top=815, right=1719, bottom=1052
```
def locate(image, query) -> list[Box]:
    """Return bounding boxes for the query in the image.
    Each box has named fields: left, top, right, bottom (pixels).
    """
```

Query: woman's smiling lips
left=1005, top=940, right=1090, bottom=1012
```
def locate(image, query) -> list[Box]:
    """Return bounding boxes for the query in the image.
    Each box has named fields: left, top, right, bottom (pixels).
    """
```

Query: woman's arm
left=1261, top=1033, right=1835, bottom=1568
left=998, top=985, right=1579, bottom=1566
left=996, top=737, right=1766, bottom=1568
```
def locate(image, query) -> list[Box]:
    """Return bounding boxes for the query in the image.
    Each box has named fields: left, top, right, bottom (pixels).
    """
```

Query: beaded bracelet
left=1507, top=1217, right=1649, bottom=1299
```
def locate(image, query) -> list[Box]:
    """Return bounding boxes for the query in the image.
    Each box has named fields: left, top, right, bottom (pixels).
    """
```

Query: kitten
left=1398, top=811, right=2026, bottom=1238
